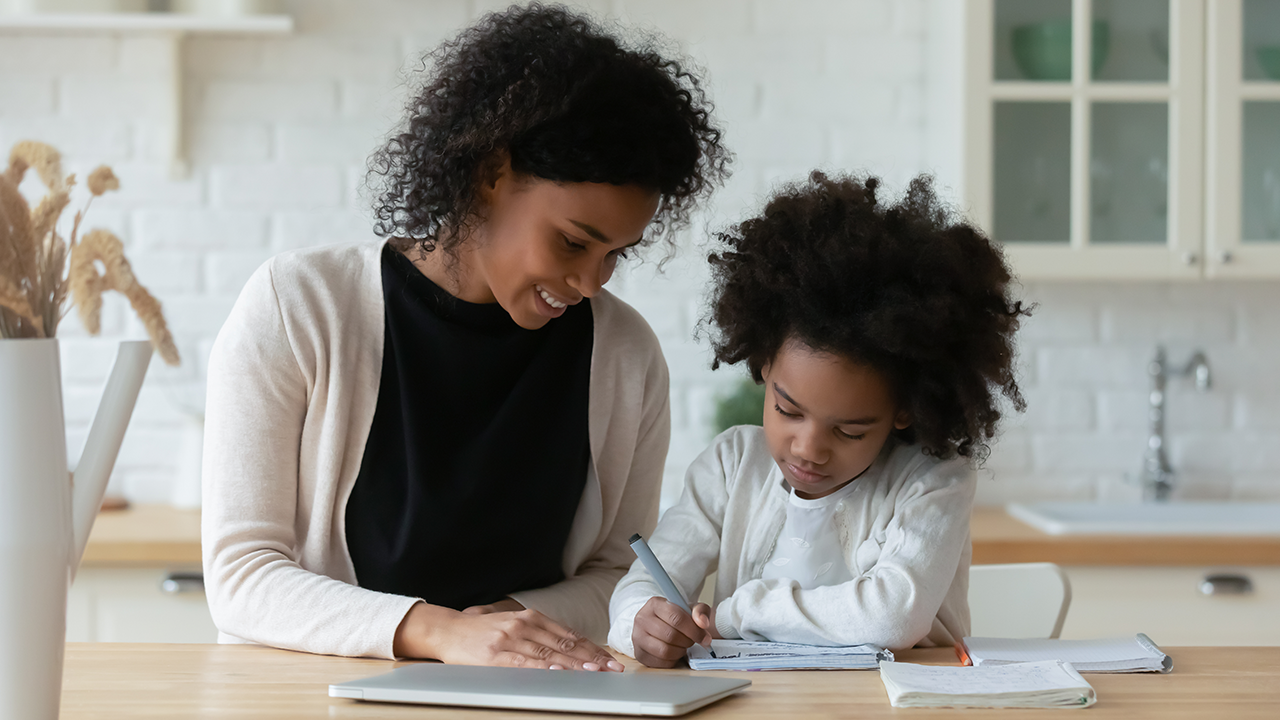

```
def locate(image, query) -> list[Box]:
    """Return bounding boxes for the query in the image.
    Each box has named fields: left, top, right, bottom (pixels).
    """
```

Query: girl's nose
left=791, top=424, right=828, bottom=465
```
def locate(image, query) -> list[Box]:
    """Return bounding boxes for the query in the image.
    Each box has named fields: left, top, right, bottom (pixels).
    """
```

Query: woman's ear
left=476, top=151, right=512, bottom=205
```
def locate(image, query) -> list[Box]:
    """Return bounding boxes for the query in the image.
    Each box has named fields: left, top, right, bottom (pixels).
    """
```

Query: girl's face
left=453, top=160, right=660, bottom=330
left=761, top=340, right=911, bottom=499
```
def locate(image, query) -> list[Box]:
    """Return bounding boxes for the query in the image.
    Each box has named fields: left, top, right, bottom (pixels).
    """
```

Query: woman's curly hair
left=368, top=3, right=730, bottom=256
left=705, top=172, right=1031, bottom=461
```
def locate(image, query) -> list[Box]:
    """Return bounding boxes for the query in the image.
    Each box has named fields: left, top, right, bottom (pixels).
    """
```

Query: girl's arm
left=606, top=433, right=737, bottom=658
left=712, top=461, right=976, bottom=650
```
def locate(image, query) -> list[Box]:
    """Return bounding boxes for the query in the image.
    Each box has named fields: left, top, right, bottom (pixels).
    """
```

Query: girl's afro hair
left=705, top=172, right=1032, bottom=461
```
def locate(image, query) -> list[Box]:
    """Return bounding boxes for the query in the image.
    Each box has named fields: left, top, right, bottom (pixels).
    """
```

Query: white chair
left=969, top=563, right=1072, bottom=639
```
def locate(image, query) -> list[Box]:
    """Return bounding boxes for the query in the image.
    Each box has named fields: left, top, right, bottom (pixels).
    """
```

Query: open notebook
left=686, top=640, right=892, bottom=670
left=961, top=634, right=1173, bottom=673
left=878, top=659, right=1097, bottom=709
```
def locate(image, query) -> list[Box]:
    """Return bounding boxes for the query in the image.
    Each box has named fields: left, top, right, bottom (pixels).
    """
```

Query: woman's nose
left=567, top=257, right=610, bottom=299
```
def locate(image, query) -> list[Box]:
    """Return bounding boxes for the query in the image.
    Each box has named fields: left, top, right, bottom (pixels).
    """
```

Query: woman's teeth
left=537, top=286, right=567, bottom=309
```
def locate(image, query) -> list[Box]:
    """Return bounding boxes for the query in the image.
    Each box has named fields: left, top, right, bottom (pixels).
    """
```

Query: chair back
left=969, top=562, right=1071, bottom=639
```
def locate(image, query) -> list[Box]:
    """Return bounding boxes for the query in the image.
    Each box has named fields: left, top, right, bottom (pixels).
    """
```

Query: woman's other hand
left=394, top=603, right=623, bottom=671
left=630, top=596, right=713, bottom=668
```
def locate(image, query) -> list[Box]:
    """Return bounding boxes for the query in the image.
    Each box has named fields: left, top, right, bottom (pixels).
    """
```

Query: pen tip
left=629, top=533, right=642, bottom=543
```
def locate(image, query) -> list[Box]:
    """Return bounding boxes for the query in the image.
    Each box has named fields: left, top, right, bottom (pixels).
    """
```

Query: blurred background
left=4, top=0, right=1279, bottom=645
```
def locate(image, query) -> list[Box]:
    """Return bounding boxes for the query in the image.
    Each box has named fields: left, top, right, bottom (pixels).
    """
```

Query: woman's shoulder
left=258, top=241, right=383, bottom=296
left=590, top=290, right=665, bottom=368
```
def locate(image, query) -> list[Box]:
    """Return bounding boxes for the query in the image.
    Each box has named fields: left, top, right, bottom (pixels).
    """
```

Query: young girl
left=608, top=173, right=1029, bottom=668
left=202, top=5, right=727, bottom=670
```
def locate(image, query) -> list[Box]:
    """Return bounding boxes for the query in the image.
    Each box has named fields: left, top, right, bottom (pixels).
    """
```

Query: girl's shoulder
left=872, top=440, right=976, bottom=498
left=695, top=424, right=781, bottom=494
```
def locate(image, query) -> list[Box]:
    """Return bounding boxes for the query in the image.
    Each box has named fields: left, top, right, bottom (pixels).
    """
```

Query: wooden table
left=62, top=644, right=1280, bottom=718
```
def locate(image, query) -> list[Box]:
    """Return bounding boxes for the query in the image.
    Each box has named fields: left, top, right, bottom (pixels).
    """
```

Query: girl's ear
left=893, top=409, right=912, bottom=430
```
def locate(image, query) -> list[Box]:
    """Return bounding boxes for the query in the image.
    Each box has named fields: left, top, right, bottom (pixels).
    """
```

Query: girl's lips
left=787, top=462, right=827, bottom=484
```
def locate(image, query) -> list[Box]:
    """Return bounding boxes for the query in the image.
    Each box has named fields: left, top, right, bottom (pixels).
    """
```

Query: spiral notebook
left=960, top=634, right=1173, bottom=673
left=686, top=640, right=892, bottom=670
left=878, top=659, right=1097, bottom=709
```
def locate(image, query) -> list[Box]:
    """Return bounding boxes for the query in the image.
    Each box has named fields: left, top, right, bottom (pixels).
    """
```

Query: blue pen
left=630, top=533, right=714, bottom=656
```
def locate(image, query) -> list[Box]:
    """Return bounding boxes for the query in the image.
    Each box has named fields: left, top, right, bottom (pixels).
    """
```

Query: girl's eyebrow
left=774, top=382, right=879, bottom=425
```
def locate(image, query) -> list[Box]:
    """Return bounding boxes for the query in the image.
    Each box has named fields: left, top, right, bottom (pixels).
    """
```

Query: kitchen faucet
left=1141, top=346, right=1211, bottom=501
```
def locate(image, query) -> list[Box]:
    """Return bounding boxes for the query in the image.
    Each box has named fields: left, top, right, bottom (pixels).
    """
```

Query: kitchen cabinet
left=1061, top=566, right=1280, bottom=645
left=67, top=566, right=217, bottom=643
left=963, top=0, right=1280, bottom=279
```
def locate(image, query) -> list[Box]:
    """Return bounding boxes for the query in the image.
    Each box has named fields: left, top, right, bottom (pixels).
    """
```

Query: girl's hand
left=631, top=596, right=713, bottom=668
left=462, top=597, right=525, bottom=615
left=691, top=602, right=722, bottom=640
left=394, top=603, right=623, bottom=672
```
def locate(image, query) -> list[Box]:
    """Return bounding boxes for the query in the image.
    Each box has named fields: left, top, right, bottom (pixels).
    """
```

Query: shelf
left=0, top=12, right=292, bottom=34
left=0, top=12, right=294, bottom=178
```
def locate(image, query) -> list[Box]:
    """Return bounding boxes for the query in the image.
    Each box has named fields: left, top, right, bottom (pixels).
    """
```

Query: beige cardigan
left=202, top=241, right=670, bottom=659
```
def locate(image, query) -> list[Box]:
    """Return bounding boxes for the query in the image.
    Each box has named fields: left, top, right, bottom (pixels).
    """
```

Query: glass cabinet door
left=968, top=0, right=1203, bottom=278
left=1206, top=0, right=1280, bottom=277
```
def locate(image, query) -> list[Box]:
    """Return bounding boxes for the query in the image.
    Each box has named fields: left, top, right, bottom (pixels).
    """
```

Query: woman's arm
left=203, top=261, right=619, bottom=670
left=712, top=464, right=975, bottom=649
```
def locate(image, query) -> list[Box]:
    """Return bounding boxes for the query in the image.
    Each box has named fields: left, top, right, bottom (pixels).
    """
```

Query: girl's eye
left=838, top=430, right=867, bottom=441
left=774, top=403, right=799, bottom=419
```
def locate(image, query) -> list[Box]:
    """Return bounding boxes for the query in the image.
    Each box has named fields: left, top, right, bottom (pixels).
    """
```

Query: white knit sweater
left=202, top=241, right=670, bottom=659
left=608, top=426, right=974, bottom=657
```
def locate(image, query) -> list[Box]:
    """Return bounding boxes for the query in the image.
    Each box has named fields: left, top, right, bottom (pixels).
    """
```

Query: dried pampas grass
left=0, top=140, right=180, bottom=366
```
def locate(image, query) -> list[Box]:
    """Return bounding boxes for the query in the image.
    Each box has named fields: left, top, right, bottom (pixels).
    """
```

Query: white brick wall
left=4, top=0, right=1279, bottom=508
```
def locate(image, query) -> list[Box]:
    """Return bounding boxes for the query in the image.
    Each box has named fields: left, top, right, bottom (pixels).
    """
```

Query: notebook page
left=879, top=660, right=1089, bottom=695
left=963, top=635, right=1164, bottom=665
left=703, top=640, right=883, bottom=658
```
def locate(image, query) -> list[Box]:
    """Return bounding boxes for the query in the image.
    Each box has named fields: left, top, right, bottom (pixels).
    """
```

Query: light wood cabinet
left=67, top=567, right=217, bottom=643
left=1060, top=565, right=1280, bottom=645
left=963, top=0, right=1280, bottom=279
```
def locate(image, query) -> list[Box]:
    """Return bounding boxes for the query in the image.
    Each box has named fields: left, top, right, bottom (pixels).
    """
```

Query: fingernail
left=583, top=662, right=600, bottom=672
left=549, top=664, right=564, bottom=670
left=607, top=660, right=624, bottom=672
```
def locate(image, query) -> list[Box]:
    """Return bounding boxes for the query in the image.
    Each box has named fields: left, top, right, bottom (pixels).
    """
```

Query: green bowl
left=1258, top=46, right=1280, bottom=80
left=1012, top=20, right=1110, bottom=81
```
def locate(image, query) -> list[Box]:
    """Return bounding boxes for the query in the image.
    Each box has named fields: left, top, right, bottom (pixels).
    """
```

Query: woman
left=201, top=4, right=728, bottom=669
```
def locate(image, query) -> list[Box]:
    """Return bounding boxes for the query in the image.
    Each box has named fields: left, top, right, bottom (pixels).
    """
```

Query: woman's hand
left=462, top=597, right=525, bottom=615
left=394, top=603, right=623, bottom=671
left=691, top=602, right=722, bottom=641
left=630, top=596, right=713, bottom=668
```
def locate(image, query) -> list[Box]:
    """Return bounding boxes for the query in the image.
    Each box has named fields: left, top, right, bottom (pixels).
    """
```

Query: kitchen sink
left=1006, top=501, right=1280, bottom=536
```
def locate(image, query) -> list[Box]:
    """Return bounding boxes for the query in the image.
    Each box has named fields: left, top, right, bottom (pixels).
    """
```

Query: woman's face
left=458, top=161, right=660, bottom=330
left=761, top=340, right=911, bottom=499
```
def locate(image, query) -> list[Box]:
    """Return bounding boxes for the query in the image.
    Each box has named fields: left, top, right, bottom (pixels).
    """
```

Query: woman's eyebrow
left=774, top=383, right=878, bottom=425
left=569, top=219, right=645, bottom=249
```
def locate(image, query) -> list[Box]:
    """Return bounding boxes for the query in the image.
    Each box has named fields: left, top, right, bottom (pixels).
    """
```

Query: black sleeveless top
left=345, top=246, right=593, bottom=610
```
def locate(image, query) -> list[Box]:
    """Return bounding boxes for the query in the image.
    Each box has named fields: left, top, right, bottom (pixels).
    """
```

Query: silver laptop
left=329, top=664, right=750, bottom=716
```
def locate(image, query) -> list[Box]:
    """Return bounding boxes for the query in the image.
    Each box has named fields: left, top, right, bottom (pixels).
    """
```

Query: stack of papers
left=687, top=640, right=892, bottom=670
left=878, top=660, right=1097, bottom=709
left=963, top=634, right=1173, bottom=673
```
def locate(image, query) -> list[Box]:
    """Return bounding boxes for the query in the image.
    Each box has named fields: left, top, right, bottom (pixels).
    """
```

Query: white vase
left=0, top=339, right=152, bottom=719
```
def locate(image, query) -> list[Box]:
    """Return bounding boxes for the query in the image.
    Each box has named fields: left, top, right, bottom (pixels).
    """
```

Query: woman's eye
left=562, top=236, right=587, bottom=251
left=774, top=403, right=799, bottom=419
left=609, top=248, right=629, bottom=260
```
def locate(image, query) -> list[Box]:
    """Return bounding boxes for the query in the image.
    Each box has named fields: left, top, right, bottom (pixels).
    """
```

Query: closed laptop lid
left=329, top=663, right=751, bottom=717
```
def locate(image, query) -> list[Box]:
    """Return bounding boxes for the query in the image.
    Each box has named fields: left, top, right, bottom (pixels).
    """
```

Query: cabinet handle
left=1218, top=250, right=1234, bottom=264
left=1199, top=573, right=1252, bottom=596
left=1182, top=252, right=1198, bottom=266
left=161, top=572, right=205, bottom=595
